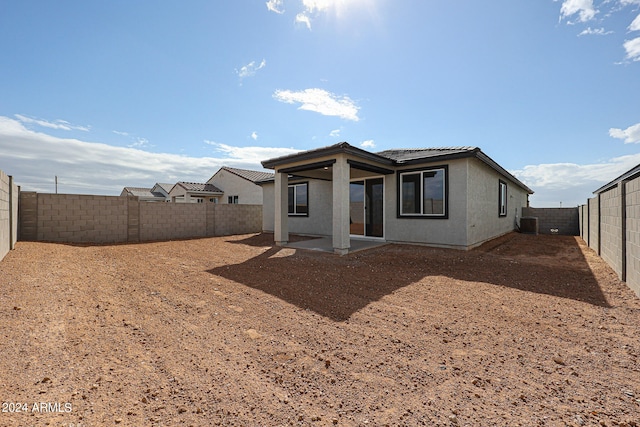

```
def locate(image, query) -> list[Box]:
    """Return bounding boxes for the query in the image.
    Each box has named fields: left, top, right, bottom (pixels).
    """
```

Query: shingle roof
left=222, top=167, right=274, bottom=183
left=376, top=147, right=479, bottom=163
left=154, top=183, right=174, bottom=193
left=122, top=187, right=162, bottom=198
left=176, top=182, right=223, bottom=193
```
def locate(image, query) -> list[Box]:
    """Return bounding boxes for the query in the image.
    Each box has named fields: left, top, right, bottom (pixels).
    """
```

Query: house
left=168, top=182, right=224, bottom=203
left=206, top=166, right=274, bottom=204
left=260, top=142, right=532, bottom=254
left=151, top=183, right=173, bottom=201
left=120, top=186, right=168, bottom=202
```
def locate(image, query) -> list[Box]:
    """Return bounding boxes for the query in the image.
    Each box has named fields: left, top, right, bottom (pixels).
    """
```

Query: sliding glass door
left=349, top=177, right=384, bottom=238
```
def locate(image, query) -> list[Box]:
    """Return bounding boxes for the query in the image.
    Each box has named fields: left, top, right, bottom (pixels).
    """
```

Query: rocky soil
left=0, top=232, right=639, bottom=426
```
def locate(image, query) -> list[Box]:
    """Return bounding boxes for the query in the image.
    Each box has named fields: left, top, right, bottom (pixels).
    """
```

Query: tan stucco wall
left=261, top=179, right=332, bottom=236
left=466, top=158, right=528, bottom=248
left=384, top=158, right=470, bottom=249
left=207, top=170, right=264, bottom=204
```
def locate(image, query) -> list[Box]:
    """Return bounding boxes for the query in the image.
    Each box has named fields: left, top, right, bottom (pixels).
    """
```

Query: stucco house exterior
left=168, top=182, right=224, bottom=203
left=206, top=166, right=274, bottom=204
left=260, top=142, right=532, bottom=254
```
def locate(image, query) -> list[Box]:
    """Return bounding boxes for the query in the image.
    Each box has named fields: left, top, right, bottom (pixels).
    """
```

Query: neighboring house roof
left=153, top=183, right=174, bottom=194
left=217, top=166, right=274, bottom=183
left=122, top=187, right=167, bottom=199
left=593, top=163, right=640, bottom=194
left=261, top=142, right=533, bottom=194
left=173, top=181, right=223, bottom=194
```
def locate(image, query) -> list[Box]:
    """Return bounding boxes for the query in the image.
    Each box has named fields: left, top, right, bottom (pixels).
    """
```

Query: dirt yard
left=0, top=233, right=639, bottom=427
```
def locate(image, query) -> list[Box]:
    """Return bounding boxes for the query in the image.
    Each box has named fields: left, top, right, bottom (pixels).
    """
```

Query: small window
left=196, top=198, right=204, bottom=204
left=288, top=183, right=308, bottom=216
left=228, top=195, right=239, bottom=204
left=398, top=167, right=447, bottom=217
left=499, top=180, right=507, bottom=217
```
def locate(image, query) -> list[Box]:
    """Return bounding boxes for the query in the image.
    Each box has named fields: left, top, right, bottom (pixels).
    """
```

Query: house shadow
left=208, top=233, right=610, bottom=322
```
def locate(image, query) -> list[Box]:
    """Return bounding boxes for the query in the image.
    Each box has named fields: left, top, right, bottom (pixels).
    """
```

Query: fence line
left=579, top=173, right=640, bottom=297
left=0, top=170, right=19, bottom=261
left=18, top=192, right=262, bottom=244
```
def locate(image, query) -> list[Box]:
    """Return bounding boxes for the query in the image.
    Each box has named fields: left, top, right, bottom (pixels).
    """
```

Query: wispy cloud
left=513, top=152, right=640, bottom=206
left=236, top=59, right=267, bottom=82
left=623, top=36, right=640, bottom=61
left=609, top=122, right=640, bottom=143
left=559, top=0, right=598, bottom=23
left=360, top=139, right=375, bottom=148
left=251, top=131, right=258, bottom=140
left=578, top=27, right=613, bottom=36
left=205, top=140, right=300, bottom=163
left=329, top=128, right=341, bottom=137
left=273, top=88, right=360, bottom=121
left=556, top=0, right=640, bottom=62
left=630, top=13, right=640, bottom=31
left=0, top=116, right=287, bottom=195
left=266, top=0, right=285, bottom=14
left=15, top=114, right=90, bottom=132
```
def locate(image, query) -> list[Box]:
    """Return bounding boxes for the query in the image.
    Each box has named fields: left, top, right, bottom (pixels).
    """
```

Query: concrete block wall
left=213, top=204, right=262, bottom=236
left=588, top=197, right=600, bottom=253
left=139, top=202, right=208, bottom=241
left=0, top=170, right=19, bottom=261
left=37, top=193, right=129, bottom=243
left=17, top=192, right=263, bottom=244
left=521, top=207, right=579, bottom=235
left=600, top=186, right=623, bottom=277
left=626, top=176, right=640, bottom=296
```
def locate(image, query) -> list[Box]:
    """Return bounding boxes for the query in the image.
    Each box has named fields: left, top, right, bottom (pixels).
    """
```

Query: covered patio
left=261, top=142, right=394, bottom=255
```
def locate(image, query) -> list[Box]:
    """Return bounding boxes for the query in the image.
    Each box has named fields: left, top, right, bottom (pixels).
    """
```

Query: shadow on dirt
left=208, top=233, right=610, bottom=321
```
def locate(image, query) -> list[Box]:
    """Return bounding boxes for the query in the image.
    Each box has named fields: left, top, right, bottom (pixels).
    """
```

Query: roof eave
left=262, top=142, right=394, bottom=170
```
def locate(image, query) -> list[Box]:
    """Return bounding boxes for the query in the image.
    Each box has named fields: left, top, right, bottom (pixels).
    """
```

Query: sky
left=0, top=0, right=639, bottom=207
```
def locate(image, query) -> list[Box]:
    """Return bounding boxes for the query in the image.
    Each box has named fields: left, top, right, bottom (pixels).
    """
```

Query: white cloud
left=251, top=131, right=258, bottom=140
left=0, top=116, right=286, bottom=195
left=360, top=139, right=375, bottom=148
left=295, top=13, right=312, bottom=30
left=609, top=122, right=640, bottom=143
left=578, top=27, right=613, bottom=36
left=623, top=36, right=640, bottom=61
left=273, top=88, right=360, bottom=121
left=15, top=114, right=90, bottom=132
left=205, top=141, right=300, bottom=163
left=513, top=153, right=640, bottom=206
left=236, top=59, right=267, bottom=80
left=129, top=137, right=152, bottom=148
left=559, top=0, right=598, bottom=23
left=630, top=13, right=640, bottom=31
left=329, top=128, right=341, bottom=137
left=266, top=0, right=285, bottom=14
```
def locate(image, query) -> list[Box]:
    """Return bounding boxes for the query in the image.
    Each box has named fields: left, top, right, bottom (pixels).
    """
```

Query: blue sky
left=0, top=0, right=639, bottom=206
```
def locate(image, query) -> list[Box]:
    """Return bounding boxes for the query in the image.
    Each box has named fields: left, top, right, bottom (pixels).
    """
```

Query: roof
left=122, top=187, right=167, bottom=199
left=219, top=166, right=274, bottom=183
left=376, top=146, right=479, bottom=163
left=593, top=163, right=640, bottom=194
left=261, top=142, right=533, bottom=194
left=175, top=182, right=223, bottom=193
left=153, top=183, right=174, bottom=193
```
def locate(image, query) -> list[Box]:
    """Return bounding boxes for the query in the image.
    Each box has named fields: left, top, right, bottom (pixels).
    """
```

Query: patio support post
left=332, top=156, right=350, bottom=255
left=274, top=170, right=289, bottom=246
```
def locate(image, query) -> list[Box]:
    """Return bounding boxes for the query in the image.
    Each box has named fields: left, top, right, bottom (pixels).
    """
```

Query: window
left=288, top=182, right=308, bottom=216
left=499, top=180, right=507, bottom=217
left=195, top=198, right=204, bottom=204
left=228, top=195, right=239, bottom=204
left=398, top=167, right=447, bottom=217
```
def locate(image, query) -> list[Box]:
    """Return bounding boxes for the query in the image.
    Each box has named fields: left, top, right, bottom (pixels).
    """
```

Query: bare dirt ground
left=0, top=232, right=639, bottom=427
